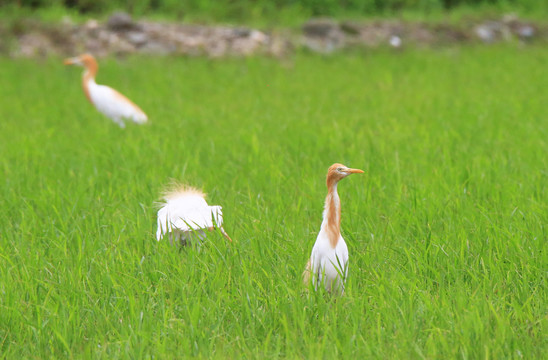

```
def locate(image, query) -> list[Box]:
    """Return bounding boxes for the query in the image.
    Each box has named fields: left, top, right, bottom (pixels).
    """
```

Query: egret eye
left=337, top=167, right=343, bottom=172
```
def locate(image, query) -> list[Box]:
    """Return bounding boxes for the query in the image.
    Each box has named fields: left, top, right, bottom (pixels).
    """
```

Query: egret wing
left=156, top=193, right=223, bottom=241
left=89, top=84, right=147, bottom=124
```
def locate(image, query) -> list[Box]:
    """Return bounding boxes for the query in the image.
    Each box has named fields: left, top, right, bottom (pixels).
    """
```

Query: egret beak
left=63, top=57, right=80, bottom=66
left=220, top=227, right=233, bottom=242
left=346, top=168, right=364, bottom=174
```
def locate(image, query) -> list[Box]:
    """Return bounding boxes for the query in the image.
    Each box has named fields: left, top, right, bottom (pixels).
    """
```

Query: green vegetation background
left=0, top=46, right=546, bottom=358
left=2, top=0, right=548, bottom=24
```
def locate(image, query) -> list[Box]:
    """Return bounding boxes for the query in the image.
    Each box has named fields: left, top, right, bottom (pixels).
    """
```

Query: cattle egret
left=64, top=53, right=148, bottom=128
left=156, top=185, right=232, bottom=246
left=303, top=163, right=364, bottom=294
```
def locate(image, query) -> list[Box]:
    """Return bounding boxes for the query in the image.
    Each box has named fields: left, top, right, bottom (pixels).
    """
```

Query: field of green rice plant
left=0, top=45, right=546, bottom=358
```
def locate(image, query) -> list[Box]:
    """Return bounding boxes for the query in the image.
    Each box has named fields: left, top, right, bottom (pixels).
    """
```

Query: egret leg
left=113, top=117, right=125, bottom=128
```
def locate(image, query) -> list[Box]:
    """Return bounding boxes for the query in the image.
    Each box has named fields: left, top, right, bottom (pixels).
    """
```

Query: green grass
left=0, top=46, right=546, bottom=358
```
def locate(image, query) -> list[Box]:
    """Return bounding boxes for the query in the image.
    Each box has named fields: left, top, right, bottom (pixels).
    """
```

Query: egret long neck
left=322, top=180, right=341, bottom=248
left=81, top=62, right=98, bottom=104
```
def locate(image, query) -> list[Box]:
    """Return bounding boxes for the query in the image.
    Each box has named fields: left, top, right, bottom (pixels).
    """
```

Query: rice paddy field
left=0, top=45, right=546, bottom=358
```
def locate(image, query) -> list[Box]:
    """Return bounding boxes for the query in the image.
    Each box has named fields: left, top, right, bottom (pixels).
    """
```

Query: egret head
left=326, top=163, right=364, bottom=187
left=63, top=53, right=98, bottom=69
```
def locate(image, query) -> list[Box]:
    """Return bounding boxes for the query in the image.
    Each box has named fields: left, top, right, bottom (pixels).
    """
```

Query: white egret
left=156, top=185, right=232, bottom=246
left=64, top=53, right=148, bottom=128
left=303, top=163, right=364, bottom=294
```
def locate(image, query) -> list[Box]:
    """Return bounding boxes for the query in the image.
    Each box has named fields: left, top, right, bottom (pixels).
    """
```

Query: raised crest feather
left=161, top=183, right=206, bottom=201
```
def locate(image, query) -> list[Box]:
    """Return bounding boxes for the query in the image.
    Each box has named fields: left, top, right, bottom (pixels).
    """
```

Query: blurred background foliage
left=0, top=0, right=546, bottom=23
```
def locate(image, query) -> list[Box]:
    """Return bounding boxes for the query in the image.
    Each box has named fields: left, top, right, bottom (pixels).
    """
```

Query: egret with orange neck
left=303, top=163, right=364, bottom=294
left=64, top=53, right=148, bottom=128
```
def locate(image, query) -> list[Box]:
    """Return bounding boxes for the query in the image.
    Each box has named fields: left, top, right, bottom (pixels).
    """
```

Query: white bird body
left=86, top=80, right=148, bottom=127
left=156, top=186, right=231, bottom=246
left=64, top=54, right=147, bottom=128
left=310, top=187, right=349, bottom=292
left=304, top=164, right=363, bottom=294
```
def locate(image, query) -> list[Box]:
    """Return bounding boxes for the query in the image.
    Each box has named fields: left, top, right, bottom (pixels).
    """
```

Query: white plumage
left=87, top=82, right=148, bottom=127
left=309, top=195, right=350, bottom=293
left=304, top=163, right=363, bottom=294
left=156, top=186, right=232, bottom=246
left=64, top=53, right=148, bottom=128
